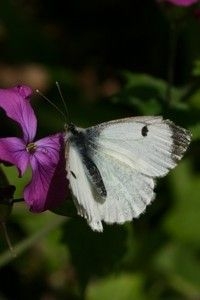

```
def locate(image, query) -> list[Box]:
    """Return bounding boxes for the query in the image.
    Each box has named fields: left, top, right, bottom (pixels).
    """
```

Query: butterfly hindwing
left=67, top=144, right=104, bottom=231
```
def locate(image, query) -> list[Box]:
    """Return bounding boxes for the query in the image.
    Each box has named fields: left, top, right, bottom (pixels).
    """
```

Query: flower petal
left=0, top=137, right=29, bottom=176
left=164, top=0, right=198, bottom=6
left=24, top=134, right=68, bottom=212
left=0, top=85, right=37, bottom=143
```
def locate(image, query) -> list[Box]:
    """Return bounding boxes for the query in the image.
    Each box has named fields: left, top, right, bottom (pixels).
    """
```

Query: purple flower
left=0, top=85, right=68, bottom=212
left=161, top=0, right=198, bottom=6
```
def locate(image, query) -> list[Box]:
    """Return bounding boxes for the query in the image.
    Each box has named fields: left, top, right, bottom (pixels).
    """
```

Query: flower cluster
left=0, top=85, right=68, bottom=212
left=158, top=0, right=198, bottom=6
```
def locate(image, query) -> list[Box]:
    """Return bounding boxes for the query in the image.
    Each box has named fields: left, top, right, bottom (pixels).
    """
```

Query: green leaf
left=187, top=88, right=200, bottom=110
left=164, top=159, right=200, bottom=247
left=86, top=273, right=145, bottom=300
left=154, top=244, right=200, bottom=298
left=0, top=166, right=15, bottom=222
left=192, top=60, right=200, bottom=77
left=124, top=72, right=182, bottom=102
left=113, top=72, right=184, bottom=115
left=1, top=165, right=31, bottom=200
left=62, top=218, right=128, bottom=293
left=189, top=123, right=200, bottom=141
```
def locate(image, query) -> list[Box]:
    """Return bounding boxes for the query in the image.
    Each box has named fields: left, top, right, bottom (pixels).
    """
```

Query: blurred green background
left=0, top=0, right=200, bottom=299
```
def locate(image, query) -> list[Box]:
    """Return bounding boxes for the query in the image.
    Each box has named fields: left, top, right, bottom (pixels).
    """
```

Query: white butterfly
left=65, top=116, right=191, bottom=232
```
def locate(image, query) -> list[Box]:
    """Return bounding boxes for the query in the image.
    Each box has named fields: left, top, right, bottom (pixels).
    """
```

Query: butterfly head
left=66, top=123, right=79, bottom=135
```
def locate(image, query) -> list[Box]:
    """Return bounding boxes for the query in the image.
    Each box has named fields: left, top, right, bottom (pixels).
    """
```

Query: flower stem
left=11, top=198, right=24, bottom=204
left=166, top=22, right=178, bottom=104
left=0, top=198, right=24, bottom=205
left=0, top=222, right=16, bottom=257
left=0, top=216, right=66, bottom=268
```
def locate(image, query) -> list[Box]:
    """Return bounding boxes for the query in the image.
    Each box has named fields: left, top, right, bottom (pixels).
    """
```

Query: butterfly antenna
left=55, top=81, right=70, bottom=124
left=36, top=89, right=67, bottom=123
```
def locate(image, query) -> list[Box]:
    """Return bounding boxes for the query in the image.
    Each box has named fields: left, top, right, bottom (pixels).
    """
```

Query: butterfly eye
left=68, top=123, right=78, bottom=135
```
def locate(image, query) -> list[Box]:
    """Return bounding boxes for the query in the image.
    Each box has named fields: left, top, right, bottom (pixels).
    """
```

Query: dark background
left=0, top=0, right=200, bottom=299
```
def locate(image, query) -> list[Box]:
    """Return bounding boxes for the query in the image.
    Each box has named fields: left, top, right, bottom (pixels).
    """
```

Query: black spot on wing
left=141, top=125, right=148, bottom=137
left=70, top=170, right=76, bottom=179
left=167, top=121, right=191, bottom=162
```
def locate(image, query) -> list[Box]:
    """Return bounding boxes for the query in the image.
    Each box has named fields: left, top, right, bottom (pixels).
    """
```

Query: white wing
left=66, top=116, right=191, bottom=232
left=67, top=145, right=104, bottom=231
left=89, top=116, right=191, bottom=178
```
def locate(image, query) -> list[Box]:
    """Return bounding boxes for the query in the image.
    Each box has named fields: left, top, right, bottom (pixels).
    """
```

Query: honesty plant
left=0, top=85, right=68, bottom=212
left=162, top=0, right=198, bottom=6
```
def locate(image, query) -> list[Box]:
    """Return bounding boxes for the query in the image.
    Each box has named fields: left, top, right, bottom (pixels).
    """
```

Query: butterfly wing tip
left=89, top=220, right=104, bottom=232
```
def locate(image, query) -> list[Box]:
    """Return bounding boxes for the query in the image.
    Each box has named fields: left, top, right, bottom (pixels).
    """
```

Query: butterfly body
left=65, top=116, right=191, bottom=232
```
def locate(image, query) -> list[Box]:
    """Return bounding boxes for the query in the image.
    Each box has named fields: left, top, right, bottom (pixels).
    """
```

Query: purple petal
left=0, top=137, right=29, bottom=176
left=0, top=85, right=37, bottom=143
left=24, top=134, right=68, bottom=212
left=162, top=0, right=198, bottom=6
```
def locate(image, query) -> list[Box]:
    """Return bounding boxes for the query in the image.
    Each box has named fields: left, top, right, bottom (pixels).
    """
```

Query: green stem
left=1, top=222, right=16, bottom=257
left=0, top=216, right=66, bottom=268
left=0, top=198, right=24, bottom=205
left=11, top=198, right=24, bottom=204
left=166, top=22, right=178, bottom=105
